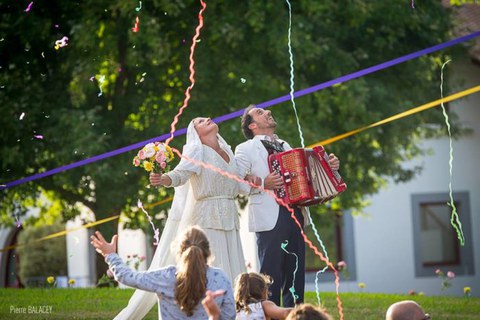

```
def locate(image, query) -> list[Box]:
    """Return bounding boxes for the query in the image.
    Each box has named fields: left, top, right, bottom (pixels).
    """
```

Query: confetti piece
left=240, top=78, right=246, bottom=83
left=285, top=0, right=305, bottom=148
left=281, top=240, right=300, bottom=303
left=89, top=76, right=95, bottom=81
left=24, top=2, right=33, bottom=12
left=165, top=0, right=207, bottom=145
left=34, top=134, right=43, bottom=139
left=440, top=60, right=465, bottom=246
left=41, top=52, right=45, bottom=58
left=15, top=217, right=22, bottom=228
left=19, top=112, right=25, bottom=120
left=54, top=36, right=69, bottom=50
left=412, top=0, right=415, bottom=9
left=137, top=200, right=160, bottom=245
left=132, top=16, right=140, bottom=33
left=135, top=1, right=142, bottom=12
left=97, top=75, right=105, bottom=96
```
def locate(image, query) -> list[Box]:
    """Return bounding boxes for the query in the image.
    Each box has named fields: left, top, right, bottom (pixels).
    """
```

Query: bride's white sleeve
left=165, top=169, right=194, bottom=187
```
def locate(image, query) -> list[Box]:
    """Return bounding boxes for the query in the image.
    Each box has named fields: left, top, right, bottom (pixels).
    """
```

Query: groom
left=235, top=105, right=340, bottom=307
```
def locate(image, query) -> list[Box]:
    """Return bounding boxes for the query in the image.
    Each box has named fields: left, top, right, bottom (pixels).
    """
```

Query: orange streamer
left=165, top=0, right=207, bottom=145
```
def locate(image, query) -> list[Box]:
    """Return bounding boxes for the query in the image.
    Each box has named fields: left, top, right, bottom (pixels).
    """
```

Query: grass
left=0, top=288, right=478, bottom=319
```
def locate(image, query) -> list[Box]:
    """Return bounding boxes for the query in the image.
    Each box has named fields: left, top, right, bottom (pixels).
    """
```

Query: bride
left=114, top=117, right=252, bottom=319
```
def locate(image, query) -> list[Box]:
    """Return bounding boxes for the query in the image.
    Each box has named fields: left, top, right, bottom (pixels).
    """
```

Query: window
left=419, top=202, right=460, bottom=266
left=412, top=192, right=475, bottom=277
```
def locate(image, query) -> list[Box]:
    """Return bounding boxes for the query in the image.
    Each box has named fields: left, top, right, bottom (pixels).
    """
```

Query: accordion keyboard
left=270, top=158, right=287, bottom=199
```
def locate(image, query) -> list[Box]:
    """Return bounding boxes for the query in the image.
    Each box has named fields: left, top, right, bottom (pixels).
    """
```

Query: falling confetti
left=97, top=75, right=105, bottom=96
left=281, top=240, right=299, bottom=303
left=15, top=217, right=22, bottom=228
left=165, top=0, right=207, bottom=145
left=240, top=78, right=246, bottom=83
left=137, top=200, right=160, bottom=245
left=41, top=52, right=45, bottom=58
left=19, top=112, right=25, bottom=120
left=440, top=59, right=465, bottom=246
left=412, top=0, right=415, bottom=9
left=33, top=134, right=44, bottom=139
left=132, top=16, right=140, bottom=33
left=54, top=36, right=69, bottom=50
left=24, top=2, right=33, bottom=12
left=135, top=1, right=142, bottom=12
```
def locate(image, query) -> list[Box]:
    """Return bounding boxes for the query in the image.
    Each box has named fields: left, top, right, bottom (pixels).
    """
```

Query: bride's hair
left=175, top=226, right=210, bottom=316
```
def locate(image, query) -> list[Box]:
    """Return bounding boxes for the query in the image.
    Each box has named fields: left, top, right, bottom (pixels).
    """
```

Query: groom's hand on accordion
left=264, top=172, right=284, bottom=190
left=149, top=172, right=172, bottom=187
left=328, top=153, right=340, bottom=171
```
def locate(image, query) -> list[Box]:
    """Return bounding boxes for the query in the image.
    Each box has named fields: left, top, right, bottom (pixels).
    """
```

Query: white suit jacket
left=235, top=135, right=309, bottom=232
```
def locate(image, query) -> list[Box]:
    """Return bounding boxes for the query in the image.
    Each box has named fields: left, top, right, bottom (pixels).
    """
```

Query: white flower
left=143, top=144, right=156, bottom=158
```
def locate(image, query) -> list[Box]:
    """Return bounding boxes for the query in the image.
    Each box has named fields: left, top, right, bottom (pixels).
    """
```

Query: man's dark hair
left=241, top=104, right=256, bottom=139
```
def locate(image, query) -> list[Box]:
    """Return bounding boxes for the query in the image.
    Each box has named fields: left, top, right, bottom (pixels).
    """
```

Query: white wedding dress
left=114, top=121, right=246, bottom=319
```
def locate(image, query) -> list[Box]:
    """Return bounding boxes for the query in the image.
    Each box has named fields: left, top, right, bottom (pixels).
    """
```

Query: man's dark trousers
left=256, top=205, right=305, bottom=307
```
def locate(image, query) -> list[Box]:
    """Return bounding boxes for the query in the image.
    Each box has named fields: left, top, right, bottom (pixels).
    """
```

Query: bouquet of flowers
left=133, top=142, right=174, bottom=173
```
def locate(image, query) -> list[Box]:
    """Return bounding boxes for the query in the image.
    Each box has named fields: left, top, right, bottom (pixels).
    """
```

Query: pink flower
left=133, top=157, right=141, bottom=167
left=155, top=152, right=166, bottom=164
left=138, top=150, right=146, bottom=160
left=447, top=271, right=455, bottom=279
left=160, top=161, right=167, bottom=169
left=435, top=269, right=441, bottom=275
left=338, top=261, right=347, bottom=269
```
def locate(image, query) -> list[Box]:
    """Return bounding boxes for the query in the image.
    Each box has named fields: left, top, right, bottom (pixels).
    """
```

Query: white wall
left=312, top=59, right=480, bottom=297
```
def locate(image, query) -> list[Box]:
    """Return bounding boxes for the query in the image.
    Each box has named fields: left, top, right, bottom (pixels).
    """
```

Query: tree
left=0, top=1, right=461, bottom=244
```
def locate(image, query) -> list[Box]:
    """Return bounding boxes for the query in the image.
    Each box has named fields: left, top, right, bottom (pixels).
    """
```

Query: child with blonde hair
left=285, top=303, right=333, bottom=320
left=234, top=272, right=292, bottom=320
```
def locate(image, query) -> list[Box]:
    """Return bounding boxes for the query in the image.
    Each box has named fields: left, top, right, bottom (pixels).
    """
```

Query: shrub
left=17, top=222, right=68, bottom=287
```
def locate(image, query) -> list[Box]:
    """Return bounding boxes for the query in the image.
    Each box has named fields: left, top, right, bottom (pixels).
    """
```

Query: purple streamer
left=2, top=31, right=479, bottom=191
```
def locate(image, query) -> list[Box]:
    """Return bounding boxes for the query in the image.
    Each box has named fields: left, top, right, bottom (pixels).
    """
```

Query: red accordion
left=268, top=146, right=346, bottom=206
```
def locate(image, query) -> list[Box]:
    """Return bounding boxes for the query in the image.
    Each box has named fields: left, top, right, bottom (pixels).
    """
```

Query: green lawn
left=0, top=288, right=478, bottom=319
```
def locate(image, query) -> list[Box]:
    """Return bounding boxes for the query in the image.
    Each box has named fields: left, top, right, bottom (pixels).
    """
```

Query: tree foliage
left=0, top=0, right=461, bottom=236
left=17, top=222, right=68, bottom=286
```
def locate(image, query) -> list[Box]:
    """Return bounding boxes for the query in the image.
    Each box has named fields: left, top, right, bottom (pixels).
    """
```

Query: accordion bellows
left=268, top=146, right=346, bottom=206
